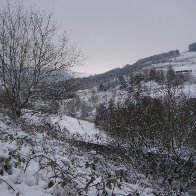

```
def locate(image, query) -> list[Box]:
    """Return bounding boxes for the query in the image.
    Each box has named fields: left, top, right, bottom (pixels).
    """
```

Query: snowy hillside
left=0, top=113, right=158, bottom=196
left=146, top=51, right=196, bottom=76
left=58, top=51, right=196, bottom=121
left=0, top=47, right=196, bottom=195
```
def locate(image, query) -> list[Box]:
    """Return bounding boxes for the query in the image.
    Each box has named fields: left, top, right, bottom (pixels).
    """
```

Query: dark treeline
left=134, top=50, right=179, bottom=66
left=189, top=42, right=196, bottom=52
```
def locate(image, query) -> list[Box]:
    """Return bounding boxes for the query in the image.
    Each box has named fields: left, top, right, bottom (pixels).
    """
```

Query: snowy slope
left=22, top=112, right=108, bottom=144
left=173, top=52, right=196, bottom=77
left=0, top=114, right=157, bottom=196
left=1, top=50, right=196, bottom=195
left=147, top=51, right=196, bottom=76
left=138, top=51, right=196, bottom=97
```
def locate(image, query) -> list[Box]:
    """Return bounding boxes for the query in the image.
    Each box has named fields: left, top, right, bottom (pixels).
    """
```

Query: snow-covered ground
left=0, top=113, right=158, bottom=196
left=22, top=112, right=108, bottom=144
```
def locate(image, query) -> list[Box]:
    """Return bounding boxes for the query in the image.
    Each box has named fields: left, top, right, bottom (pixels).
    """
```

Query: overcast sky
left=2, top=0, right=196, bottom=73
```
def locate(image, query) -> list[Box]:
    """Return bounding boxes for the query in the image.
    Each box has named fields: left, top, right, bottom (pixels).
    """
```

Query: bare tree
left=0, top=2, right=81, bottom=117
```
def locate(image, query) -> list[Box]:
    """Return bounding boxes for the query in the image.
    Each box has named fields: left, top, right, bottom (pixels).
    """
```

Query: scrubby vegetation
left=95, top=71, right=196, bottom=194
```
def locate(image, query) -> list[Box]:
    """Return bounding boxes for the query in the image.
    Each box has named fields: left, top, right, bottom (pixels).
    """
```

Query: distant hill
left=61, top=50, right=180, bottom=91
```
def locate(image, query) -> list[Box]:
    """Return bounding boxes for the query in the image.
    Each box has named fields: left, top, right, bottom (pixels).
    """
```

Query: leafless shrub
left=95, top=84, right=196, bottom=194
